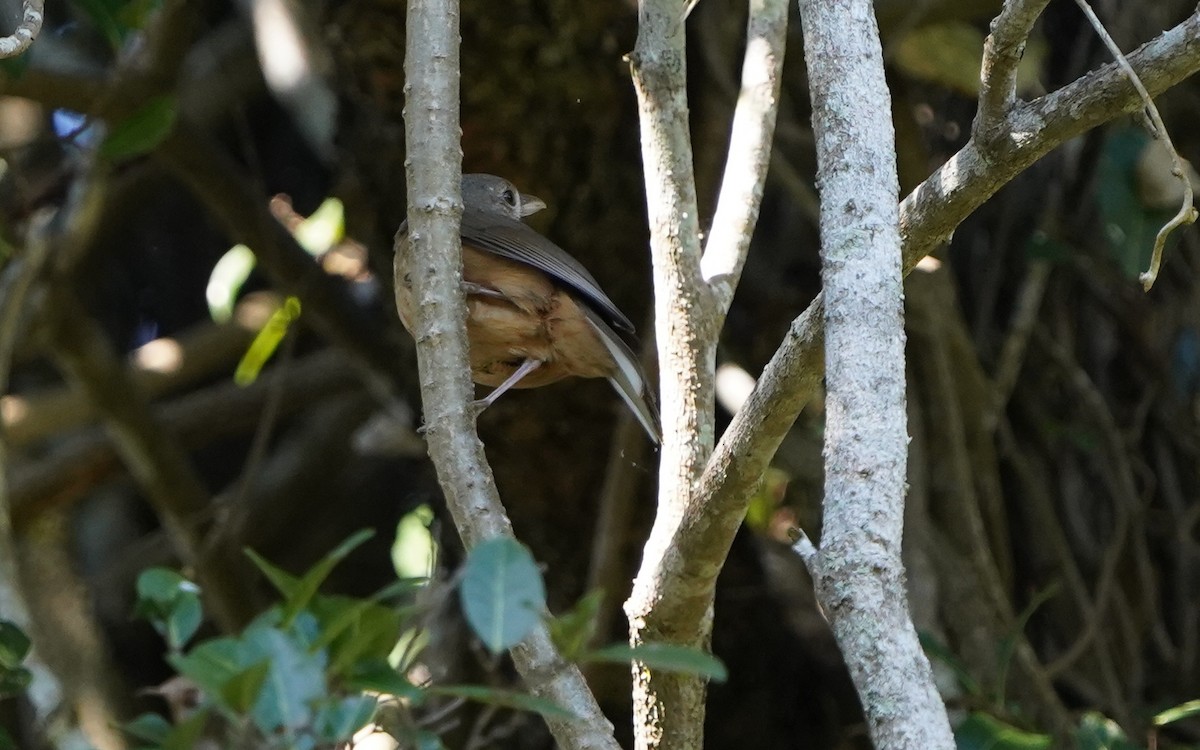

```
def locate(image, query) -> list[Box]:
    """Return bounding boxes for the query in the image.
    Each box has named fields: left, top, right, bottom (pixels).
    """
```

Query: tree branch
left=796, top=0, right=952, bottom=745
left=635, top=3, right=1200, bottom=714
left=0, top=0, right=44, bottom=59
left=973, top=0, right=1051, bottom=146
left=701, top=0, right=789, bottom=316
left=398, top=1, right=619, bottom=747
left=624, top=0, right=714, bottom=742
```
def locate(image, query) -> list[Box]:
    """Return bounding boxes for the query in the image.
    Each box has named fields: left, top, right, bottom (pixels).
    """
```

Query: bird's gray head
left=462, top=174, right=547, bottom=220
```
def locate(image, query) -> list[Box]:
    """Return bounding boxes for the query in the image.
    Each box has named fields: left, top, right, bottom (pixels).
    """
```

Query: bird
left=394, top=173, right=660, bottom=443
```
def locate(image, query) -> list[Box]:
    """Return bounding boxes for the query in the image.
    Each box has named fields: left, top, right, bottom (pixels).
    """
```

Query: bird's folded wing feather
left=462, top=209, right=636, bottom=334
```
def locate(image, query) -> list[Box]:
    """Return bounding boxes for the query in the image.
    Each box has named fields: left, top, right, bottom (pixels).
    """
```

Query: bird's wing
left=461, top=209, right=636, bottom=334
left=579, top=304, right=661, bottom=444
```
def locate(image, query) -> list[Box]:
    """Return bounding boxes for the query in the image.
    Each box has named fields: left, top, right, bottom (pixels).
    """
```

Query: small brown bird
left=394, top=174, right=660, bottom=443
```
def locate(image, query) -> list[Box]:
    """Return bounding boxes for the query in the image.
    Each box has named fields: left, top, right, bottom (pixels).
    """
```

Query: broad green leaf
left=239, top=624, right=327, bottom=734
left=162, top=708, right=212, bottom=750
left=393, top=505, right=436, bottom=579
left=135, top=569, right=203, bottom=651
left=956, top=712, right=1052, bottom=750
left=312, top=694, right=377, bottom=742
left=0, top=621, right=31, bottom=668
left=206, top=244, right=257, bottom=323
left=546, top=589, right=604, bottom=661
left=1074, top=712, right=1137, bottom=750
left=312, top=595, right=402, bottom=675
left=0, top=726, right=14, bottom=750
left=429, top=684, right=575, bottom=720
left=244, top=529, right=373, bottom=627
left=122, top=712, right=172, bottom=744
left=585, top=643, right=728, bottom=683
left=1154, top=698, right=1200, bottom=727
left=285, top=529, right=373, bottom=626
left=344, top=659, right=424, bottom=702
left=244, top=550, right=301, bottom=600
left=459, top=538, right=546, bottom=654
left=0, top=666, right=31, bottom=696
left=99, top=96, right=177, bottom=160
left=219, top=661, right=270, bottom=714
left=136, top=568, right=197, bottom=604
left=168, top=637, right=252, bottom=704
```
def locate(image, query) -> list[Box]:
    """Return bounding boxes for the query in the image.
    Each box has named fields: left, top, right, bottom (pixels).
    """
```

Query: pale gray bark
left=399, top=1, right=619, bottom=746
left=796, top=0, right=955, bottom=746
left=624, top=0, right=787, bottom=746
left=0, top=0, right=43, bottom=58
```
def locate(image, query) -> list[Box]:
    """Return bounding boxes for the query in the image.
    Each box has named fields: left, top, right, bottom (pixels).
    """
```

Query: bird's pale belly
left=465, top=294, right=611, bottom=388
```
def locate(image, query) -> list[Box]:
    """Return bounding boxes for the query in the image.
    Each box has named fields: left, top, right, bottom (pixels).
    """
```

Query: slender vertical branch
left=624, top=0, right=715, bottom=743
left=399, top=1, right=618, bottom=746
left=973, top=0, right=1051, bottom=146
left=797, top=0, right=953, bottom=745
left=701, top=0, right=788, bottom=316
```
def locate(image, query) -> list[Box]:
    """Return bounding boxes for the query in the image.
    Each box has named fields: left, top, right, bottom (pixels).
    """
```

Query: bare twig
left=973, top=0, right=1051, bottom=146
left=0, top=0, right=44, bottom=58
left=701, top=0, right=788, bottom=315
left=1071, top=0, right=1197, bottom=290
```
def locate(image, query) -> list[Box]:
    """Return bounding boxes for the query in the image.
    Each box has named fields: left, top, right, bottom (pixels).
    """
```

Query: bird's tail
left=581, top=307, right=661, bottom=444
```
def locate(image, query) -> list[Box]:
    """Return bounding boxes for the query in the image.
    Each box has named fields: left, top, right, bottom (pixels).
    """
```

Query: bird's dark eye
left=501, top=188, right=517, bottom=206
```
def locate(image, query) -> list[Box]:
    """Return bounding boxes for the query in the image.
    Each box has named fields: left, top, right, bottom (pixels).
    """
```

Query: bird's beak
left=520, top=194, right=547, bottom=217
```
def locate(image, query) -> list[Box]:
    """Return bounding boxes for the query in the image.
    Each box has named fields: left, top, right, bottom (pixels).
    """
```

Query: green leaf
left=459, top=538, right=546, bottom=654
left=239, top=623, right=327, bottom=734
left=955, top=712, right=1052, bottom=750
left=584, top=643, right=728, bottom=683
left=344, top=659, right=424, bottom=702
left=1074, top=712, right=1137, bottom=750
left=546, top=589, right=604, bottom=661
left=219, top=661, right=270, bottom=714
left=1153, top=698, right=1200, bottom=727
left=0, top=621, right=31, bottom=668
left=0, top=726, right=14, bottom=750
left=428, top=684, right=575, bottom=720
left=135, top=569, right=203, bottom=651
left=245, top=529, right=374, bottom=628
left=168, top=637, right=252, bottom=706
left=234, top=296, right=302, bottom=385
left=123, top=712, right=172, bottom=744
left=0, top=666, right=30, bottom=696
left=393, top=505, right=437, bottom=579
left=206, top=244, right=257, bottom=323
left=162, top=708, right=212, bottom=750
left=312, top=595, right=402, bottom=675
left=312, top=694, right=377, bottom=742
left=244, top=550, right=302, bottom=600
left=293, top=198, right=345, bottom=256
left=99, top=96, right=177, bottom=160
